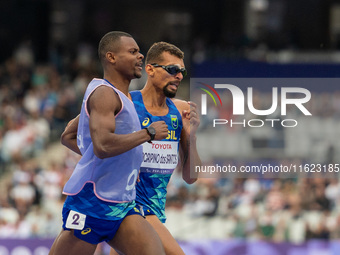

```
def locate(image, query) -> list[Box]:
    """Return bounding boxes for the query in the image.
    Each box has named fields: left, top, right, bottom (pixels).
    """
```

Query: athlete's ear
left=145, top=64, right=155, bottom=77
left=106, top=52, right=116, bottom=64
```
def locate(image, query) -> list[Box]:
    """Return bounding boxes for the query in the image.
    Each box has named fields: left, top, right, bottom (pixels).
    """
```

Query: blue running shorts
left=62, top=206, right=143, bottom=244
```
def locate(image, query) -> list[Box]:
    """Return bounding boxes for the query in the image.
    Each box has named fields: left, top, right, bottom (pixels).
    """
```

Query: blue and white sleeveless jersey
left=63, top=79, right=143, bottom=206
left=130, top=91, right=183, bottom=223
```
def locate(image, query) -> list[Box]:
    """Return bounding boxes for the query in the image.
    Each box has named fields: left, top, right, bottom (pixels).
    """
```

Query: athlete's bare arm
left=61, top=115, right=81, bottom=155
left=173, top=99, right=201, bottom=184
left=62, top=86, right=168, bottom=158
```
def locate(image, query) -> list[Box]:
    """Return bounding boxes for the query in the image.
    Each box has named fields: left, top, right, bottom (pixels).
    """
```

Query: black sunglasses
left=151, top=64, right=187, bottom=77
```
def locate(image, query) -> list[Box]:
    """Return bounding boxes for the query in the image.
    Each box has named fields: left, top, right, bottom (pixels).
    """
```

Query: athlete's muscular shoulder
left=88, top=85, right=122, bottom=115
left=171, top=98, right=189, bottom=113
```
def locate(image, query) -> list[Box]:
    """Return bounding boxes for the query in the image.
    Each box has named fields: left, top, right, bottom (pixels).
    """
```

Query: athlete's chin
left=164, top=90, right=176, bottom=98
left=163, top=84, right=177, bottom=98
left=134, top=72, right=142, bottom=79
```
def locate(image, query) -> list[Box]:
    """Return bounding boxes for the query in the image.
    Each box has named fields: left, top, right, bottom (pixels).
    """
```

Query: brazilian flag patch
left=171, top=115, right=178, bottom=129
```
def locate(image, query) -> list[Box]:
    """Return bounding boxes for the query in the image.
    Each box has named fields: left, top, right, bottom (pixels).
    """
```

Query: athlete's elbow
left=61, top=133, right=71, bottom=148
left=60, top=129, right=68, bottom=144
left=94, top=151, right=108, bottom=159
left=60, top=135, right=66, bottom=147
left=182, top=172, right=197, bottom=184
left=182, top=167, right=198, bottom=184
left=93, top=146, right=110, bottom=159
left=184, top=177, right=197, bottom=184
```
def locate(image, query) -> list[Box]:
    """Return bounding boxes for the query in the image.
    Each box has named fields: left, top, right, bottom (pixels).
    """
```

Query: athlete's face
left=114, top=36, right=144, bottom=80
left=151, top=52, right=185, bottom=98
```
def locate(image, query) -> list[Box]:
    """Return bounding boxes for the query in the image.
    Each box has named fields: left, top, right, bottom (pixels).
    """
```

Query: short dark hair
left=146, top=42, right=184, bottom=64
left=98, top=31, right=132, bottom=62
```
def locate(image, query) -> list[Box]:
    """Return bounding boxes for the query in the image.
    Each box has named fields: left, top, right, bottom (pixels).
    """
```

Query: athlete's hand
left=149, top=121, right=168, bottom=140
left=182, top=101, right=200, bottom=135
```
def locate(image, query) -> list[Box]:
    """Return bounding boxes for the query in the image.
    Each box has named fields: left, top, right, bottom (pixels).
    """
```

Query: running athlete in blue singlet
left=130, top=90, right=183, bottom=223
left=49, top=32, right=167, bottom=255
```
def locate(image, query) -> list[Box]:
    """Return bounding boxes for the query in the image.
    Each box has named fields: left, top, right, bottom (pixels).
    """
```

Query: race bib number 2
left=66, top=210, right=86, bottom=230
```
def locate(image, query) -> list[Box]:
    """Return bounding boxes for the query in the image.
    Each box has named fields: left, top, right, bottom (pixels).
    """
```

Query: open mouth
left=136, top=62, right=143, bottom=70
left=168, top=82, right=179, bottom=90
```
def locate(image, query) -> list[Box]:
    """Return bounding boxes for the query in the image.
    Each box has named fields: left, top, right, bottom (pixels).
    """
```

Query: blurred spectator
left=265, top=180, right=286, bottom=211
left=258, top=211, right=275, bottom=240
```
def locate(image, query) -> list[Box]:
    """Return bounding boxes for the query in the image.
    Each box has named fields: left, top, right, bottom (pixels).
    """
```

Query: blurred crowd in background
left=0, top=42, right=93, bottom=238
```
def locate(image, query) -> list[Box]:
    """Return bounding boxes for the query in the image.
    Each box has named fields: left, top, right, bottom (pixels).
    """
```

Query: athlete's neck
left=140, top=83, right=169, bottom=116
left=141, top=83, right=167, bottom=108
left=103, top=73, right=131, bottom=96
